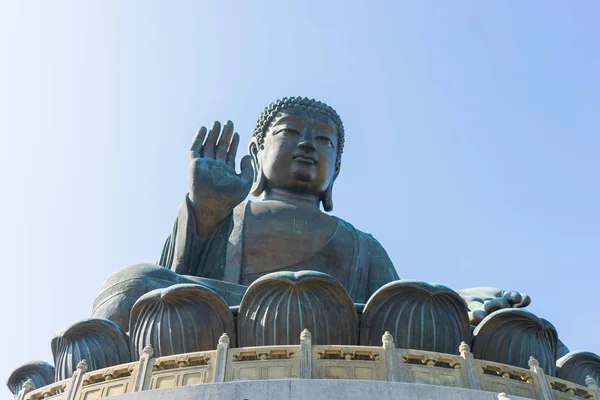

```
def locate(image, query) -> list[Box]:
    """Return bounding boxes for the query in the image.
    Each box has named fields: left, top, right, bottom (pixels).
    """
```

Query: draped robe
left=94, top=199, right=526, bottom=333
left=89, top=189, right=545, bottom=365
left=158, top=196, right=399, bottom=303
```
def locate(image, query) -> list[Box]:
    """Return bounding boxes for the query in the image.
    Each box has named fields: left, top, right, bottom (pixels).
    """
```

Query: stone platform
left=14, top=332, right=599, bottom=400
left=109, top=380, right=533, bottom=400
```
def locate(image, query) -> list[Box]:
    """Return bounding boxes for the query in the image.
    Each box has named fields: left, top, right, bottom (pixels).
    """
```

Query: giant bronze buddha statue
left=92, top=96, right=527, bottom=333
left=13, top=97, right=593, bottom=400
left=93, top=97, right=400, bottom=330
left=160, top=97, right=399, bottom=299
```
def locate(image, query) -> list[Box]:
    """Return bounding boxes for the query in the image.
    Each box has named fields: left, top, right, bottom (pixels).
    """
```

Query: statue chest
left=241, top=205, right=348, bottom=278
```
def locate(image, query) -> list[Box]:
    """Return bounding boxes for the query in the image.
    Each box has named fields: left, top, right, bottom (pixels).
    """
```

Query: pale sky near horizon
left=1, top=1, right=599, bottom=391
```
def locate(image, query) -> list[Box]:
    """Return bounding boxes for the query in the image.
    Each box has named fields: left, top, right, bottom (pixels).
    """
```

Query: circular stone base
left=109, top=379, right=532, bottom=400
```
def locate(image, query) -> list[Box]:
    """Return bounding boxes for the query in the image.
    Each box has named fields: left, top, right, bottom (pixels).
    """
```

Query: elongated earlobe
left=251, top=169, right=266, bottom=196
left=249, top=141, right=266, bottom=196
left=322, top=185, right=334, bottom=212
left=321, top=167, right=339, bottom=212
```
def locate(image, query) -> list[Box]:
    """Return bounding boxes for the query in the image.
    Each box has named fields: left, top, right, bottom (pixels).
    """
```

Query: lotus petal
left=472, top=309, right=558, bottom=375
left=51, top=318, right=131, bottom=381
left=129, top=283, right=235, bottom=358
left=557, top=338, right=570, bottom=359
left=360, top=280, right=471, bottom=353
left=557, top=351, right=600, bottom=387
left=6, top=361, right=55, bottom=396
left=237, top=271, right=358, bottom=346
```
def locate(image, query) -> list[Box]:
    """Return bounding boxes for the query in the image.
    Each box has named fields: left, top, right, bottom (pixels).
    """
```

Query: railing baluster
left=215, top=333, right=230, bottom=383
left=585, top=376, right=600, bottom=400
left=300, top=329, right=312, bottom=379
left=382, top=332, right=398, bottom=382
left=527, top=357, right=553, bottom=400
left=132, top=344, right=154, bottom=392
left=16, top=379, right=33, bottom=400
left=64, top=360, right=88, bottom=400
left=459, top=342, right=481, bottom=390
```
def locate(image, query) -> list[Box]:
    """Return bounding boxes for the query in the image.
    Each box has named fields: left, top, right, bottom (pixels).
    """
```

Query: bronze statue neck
left=262, top=189, right=321, bottom=210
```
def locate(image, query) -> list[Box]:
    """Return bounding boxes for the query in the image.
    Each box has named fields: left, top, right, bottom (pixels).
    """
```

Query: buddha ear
left=322, top=166, right=340, bottom=212
left=249, top=139, right=266, bottom=196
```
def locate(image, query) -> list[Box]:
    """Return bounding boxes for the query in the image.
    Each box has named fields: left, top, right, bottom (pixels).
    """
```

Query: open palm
left=188, top=120, right=253, bottom=234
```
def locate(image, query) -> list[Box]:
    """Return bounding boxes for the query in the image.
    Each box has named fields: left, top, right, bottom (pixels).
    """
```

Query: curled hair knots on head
left=252, top=96, right=345, bottom=170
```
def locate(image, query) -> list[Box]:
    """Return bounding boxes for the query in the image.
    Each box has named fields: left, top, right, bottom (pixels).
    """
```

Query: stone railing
left=19, top=378, right=69, bottom=400
left=546, top=375, right=598, bottom=400
left=15, top=331, right=600, bottom=400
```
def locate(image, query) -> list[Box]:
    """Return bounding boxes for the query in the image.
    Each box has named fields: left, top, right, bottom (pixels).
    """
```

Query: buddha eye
left=274, top=127, right=299, bottom=136
left=316, top=136, right=334, bottom=147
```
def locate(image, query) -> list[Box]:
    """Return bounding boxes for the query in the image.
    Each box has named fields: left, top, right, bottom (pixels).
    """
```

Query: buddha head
left=249, top=97, right=345, bottom=211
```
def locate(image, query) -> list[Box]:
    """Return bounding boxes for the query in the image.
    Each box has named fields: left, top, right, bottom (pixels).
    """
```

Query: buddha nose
left=298, top=139, right=316, bottom=153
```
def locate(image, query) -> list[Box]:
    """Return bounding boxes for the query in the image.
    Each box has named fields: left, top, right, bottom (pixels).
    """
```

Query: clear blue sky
left=1, top=1, right=599, bottom=387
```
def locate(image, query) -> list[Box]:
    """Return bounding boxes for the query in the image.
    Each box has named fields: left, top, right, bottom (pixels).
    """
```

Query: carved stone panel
left=408, top=366, right=464, bottom=388
left=478, top=375, right=538, bottom=400
left=360, top=280, right=471, bottom=354
left=149, top=367, right=212, bottom=389
left=79, top=376, right=132, bottom=400
left=237, top=271, right=358, bottom=346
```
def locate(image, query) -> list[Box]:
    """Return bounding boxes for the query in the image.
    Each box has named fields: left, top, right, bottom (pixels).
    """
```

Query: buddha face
left=251, top=108, right=340, bottom=200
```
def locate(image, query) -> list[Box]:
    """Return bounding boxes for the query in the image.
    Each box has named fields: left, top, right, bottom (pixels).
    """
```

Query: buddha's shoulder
left=333, top=217, right=386, bottom=248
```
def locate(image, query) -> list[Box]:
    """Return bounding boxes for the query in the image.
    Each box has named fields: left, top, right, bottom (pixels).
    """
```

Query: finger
left=201, top=121, right=221, bottom=159
left=226, top=132, right=240, bottom=168
left=216, top=120, right=234, bottom=161
left=189, top=126, right=207, bottom=159
left=239, top=155, right=254, bottom=183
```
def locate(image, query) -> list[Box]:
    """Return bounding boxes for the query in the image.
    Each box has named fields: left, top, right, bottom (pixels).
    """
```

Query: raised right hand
left=188, top=120, right=253, bottom=236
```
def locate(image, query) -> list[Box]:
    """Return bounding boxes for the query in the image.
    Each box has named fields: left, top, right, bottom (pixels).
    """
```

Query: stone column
left=528, top=357, right=553, bottom=400
left=65, top=360, right=88, bottom=400
left=459, top=341, right=481, bottom=390
left=300, top=329, right=312, bottom=379
left=132, top=344, right=154, bottom=392
left=16, top=379, right=34, bottom=400
left=215, top=333, right=230, bottom=383
left=585, top=375, right=600, bottom=399
left=382, top=332, right=398, bottom=382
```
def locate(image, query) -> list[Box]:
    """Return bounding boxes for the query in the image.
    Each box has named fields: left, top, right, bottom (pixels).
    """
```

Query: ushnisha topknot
left=252, top=96, right=345, bottom=169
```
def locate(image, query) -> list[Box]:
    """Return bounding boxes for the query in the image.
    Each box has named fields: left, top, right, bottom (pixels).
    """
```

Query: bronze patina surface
left=159, top=97, right=399, bottom=302
left=92, top=96, right=532, bottom=345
